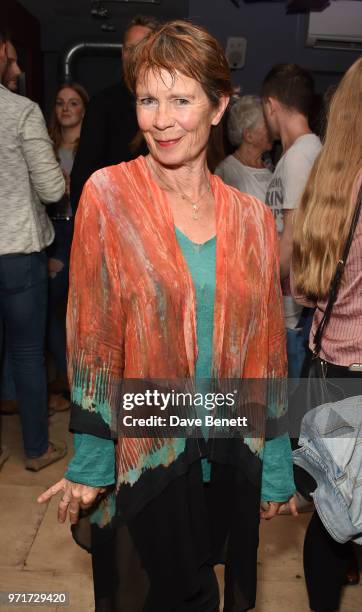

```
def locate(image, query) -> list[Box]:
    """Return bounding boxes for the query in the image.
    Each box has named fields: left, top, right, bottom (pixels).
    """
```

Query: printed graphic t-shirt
left=265, top=134, right=322, bottom=328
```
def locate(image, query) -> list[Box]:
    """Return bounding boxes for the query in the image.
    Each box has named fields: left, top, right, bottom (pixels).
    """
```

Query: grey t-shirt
left=48, top=147, right=75, bottom=218
left=58, top=147, right=74, bottom=177
left=265, top=134, right=322, bottom=328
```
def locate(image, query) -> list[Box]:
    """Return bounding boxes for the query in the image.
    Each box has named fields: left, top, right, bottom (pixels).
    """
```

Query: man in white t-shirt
left=262, top=64, right=322, bottom=374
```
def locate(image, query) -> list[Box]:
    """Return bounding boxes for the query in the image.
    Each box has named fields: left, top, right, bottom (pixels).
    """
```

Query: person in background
left=0, top=37, right=21, bottom=419
left=215, top=95, right=272, bottom=201
left=0, top=32, right=10, bottom=470
left=0, top=31, right=67, bottom=472
left=46, top=83, right=89, bottom=411
left=38, top=21, right=296, bottom=611
left=262, top=64, right=322, bottom=379
left=292, top=57, right=362, bottom=611
left=70, top=14, right=159, bottom=212
left=2, top=38, right=21, bottom=92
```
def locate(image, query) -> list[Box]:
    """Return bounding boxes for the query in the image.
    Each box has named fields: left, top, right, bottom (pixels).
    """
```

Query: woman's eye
left=138, top=98, right=157, bottom=106
left=174, top=98, right=189, bottom=106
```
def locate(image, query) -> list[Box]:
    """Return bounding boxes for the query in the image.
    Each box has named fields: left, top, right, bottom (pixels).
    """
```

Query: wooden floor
left=1, top=410, right=361, bottom=612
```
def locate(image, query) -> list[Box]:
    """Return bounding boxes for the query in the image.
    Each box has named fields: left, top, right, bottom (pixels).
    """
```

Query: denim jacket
left=293, top=395, right=362, bottom=545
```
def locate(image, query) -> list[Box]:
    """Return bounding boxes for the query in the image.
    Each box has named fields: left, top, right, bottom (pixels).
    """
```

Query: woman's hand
left=260, top=497, right=298, bottom=520
left=37, top=478, right=106, bottom=525
left=48, top=257, right=64, bottom=279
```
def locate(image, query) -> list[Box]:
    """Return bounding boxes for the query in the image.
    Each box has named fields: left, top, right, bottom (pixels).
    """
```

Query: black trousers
left=304, top=512, right=352, bottom=612
left=91, top=459, right=260, bottom=612
left=91, top=460, right=219, bottom=612
left=303, top=359, right=361, bottom=612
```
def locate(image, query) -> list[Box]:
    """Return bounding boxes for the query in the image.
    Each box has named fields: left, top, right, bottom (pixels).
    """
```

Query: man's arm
left=20, top=103, right=65, bottom=203
left=279, top=209, right=294, bottom=281
left=70, top=97, right=107, bottom=213
left=280, top=143, right=321, bottom=280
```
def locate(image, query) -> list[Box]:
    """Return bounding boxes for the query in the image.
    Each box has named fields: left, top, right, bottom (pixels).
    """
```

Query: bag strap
left=313, top=185, right=362, bottom=357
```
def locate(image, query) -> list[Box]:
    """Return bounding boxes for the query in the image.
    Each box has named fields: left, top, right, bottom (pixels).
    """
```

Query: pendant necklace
left=179, top=183, right=211, bottom=220
left=147, top=157, right=211, bottom=221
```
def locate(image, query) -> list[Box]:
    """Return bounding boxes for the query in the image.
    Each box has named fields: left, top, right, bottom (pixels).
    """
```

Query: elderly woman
left=39, top=21, right=295, bottom=612
left=216, top=95, right=272, bottom=201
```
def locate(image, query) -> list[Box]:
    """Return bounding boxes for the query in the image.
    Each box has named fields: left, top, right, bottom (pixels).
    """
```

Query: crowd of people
left=0, top=13, right=361, bottom=612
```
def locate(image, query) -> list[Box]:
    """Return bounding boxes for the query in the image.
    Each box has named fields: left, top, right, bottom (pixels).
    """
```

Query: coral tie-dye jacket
left=67, top=155, right=287, bottom=496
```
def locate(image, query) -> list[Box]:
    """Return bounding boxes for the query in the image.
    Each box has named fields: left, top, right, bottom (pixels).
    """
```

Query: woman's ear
left=211, top=95, right=230, bottom=126
left=243, top=128, right=253, bottom=145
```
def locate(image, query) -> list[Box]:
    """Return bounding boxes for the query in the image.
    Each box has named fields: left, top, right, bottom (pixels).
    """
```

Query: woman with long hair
left=47, top=83, right=89, bottom=410
left=292, top=57, right=362, bottom=612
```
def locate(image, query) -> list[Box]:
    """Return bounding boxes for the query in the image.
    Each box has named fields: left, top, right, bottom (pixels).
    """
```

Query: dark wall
left=189, top=0, right=361, bottom=95
left=15, top=0, right=361, bottom=116
left=1, top=0, right=42, bottom=102
left=17, top=0, right=189, bottom=116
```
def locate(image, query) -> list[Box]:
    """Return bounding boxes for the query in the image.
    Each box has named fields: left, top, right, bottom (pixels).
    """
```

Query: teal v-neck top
left=66, top=228, right=295, bottom=502
left=175, top=228, right=216, bottom=481
left=176, top=228, right=216, bottom=381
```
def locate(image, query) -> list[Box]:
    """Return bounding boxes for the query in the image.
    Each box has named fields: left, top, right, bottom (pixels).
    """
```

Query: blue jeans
left=0, top=336, right=16, bottom=400
left=0, top=251, right=48, bottom=458
left=286, top=327, right=307, bottom=380
left=47, top=220, right=73, bottom=377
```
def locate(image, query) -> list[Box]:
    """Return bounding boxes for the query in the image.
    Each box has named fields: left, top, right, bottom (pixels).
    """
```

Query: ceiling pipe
left=62, top=41, right=122, bottom=82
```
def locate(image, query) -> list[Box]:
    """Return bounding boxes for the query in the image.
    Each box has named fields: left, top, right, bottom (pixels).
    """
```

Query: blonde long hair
left=293, top=58, right=362, bottom=300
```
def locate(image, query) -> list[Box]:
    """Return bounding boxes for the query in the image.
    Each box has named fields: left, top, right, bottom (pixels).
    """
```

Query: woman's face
left=55, top=87, right=85, bottom=129
left=250, top=118, right=272, bottom=153
left=136, top=69, right=227, bottom=167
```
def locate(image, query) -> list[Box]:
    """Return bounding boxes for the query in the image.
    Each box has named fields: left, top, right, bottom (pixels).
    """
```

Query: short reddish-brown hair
left=124, top=20, right=233, bottom=107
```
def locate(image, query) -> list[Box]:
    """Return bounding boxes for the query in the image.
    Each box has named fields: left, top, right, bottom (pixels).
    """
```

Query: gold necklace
left=148, top=157, right=211, bottom=221
left=179, top=182, right=211, bottom=220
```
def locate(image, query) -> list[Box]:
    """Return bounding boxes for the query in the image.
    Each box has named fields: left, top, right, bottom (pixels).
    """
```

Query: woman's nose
left=153, top=103, right=174, bottom=130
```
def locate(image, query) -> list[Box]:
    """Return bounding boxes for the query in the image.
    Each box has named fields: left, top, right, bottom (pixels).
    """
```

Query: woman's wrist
left=64, top=469, right=115, bottom=488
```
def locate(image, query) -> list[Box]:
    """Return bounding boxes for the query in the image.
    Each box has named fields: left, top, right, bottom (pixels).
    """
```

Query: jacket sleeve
left=65, top=433, right=115, bottom=486
left=67, top=177, right=126, bottom=439
left=262, top=215, right=295, bottom=497
left=267, top=215, right=288, bottom=379
left=261, top=434, right=295, bottom=502
left=70, top=98, right=107, bottom=214
left=19, top=103, right=65, bottom=203
left=266, top=212, right=288, bottom=421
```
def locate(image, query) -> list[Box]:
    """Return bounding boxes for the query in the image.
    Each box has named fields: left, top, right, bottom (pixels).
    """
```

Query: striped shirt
left=293, top=171, right=362, bottom=367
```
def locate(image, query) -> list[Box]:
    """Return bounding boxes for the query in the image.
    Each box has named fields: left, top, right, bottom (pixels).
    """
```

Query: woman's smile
left=155, top=137, right=183, bottom=147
